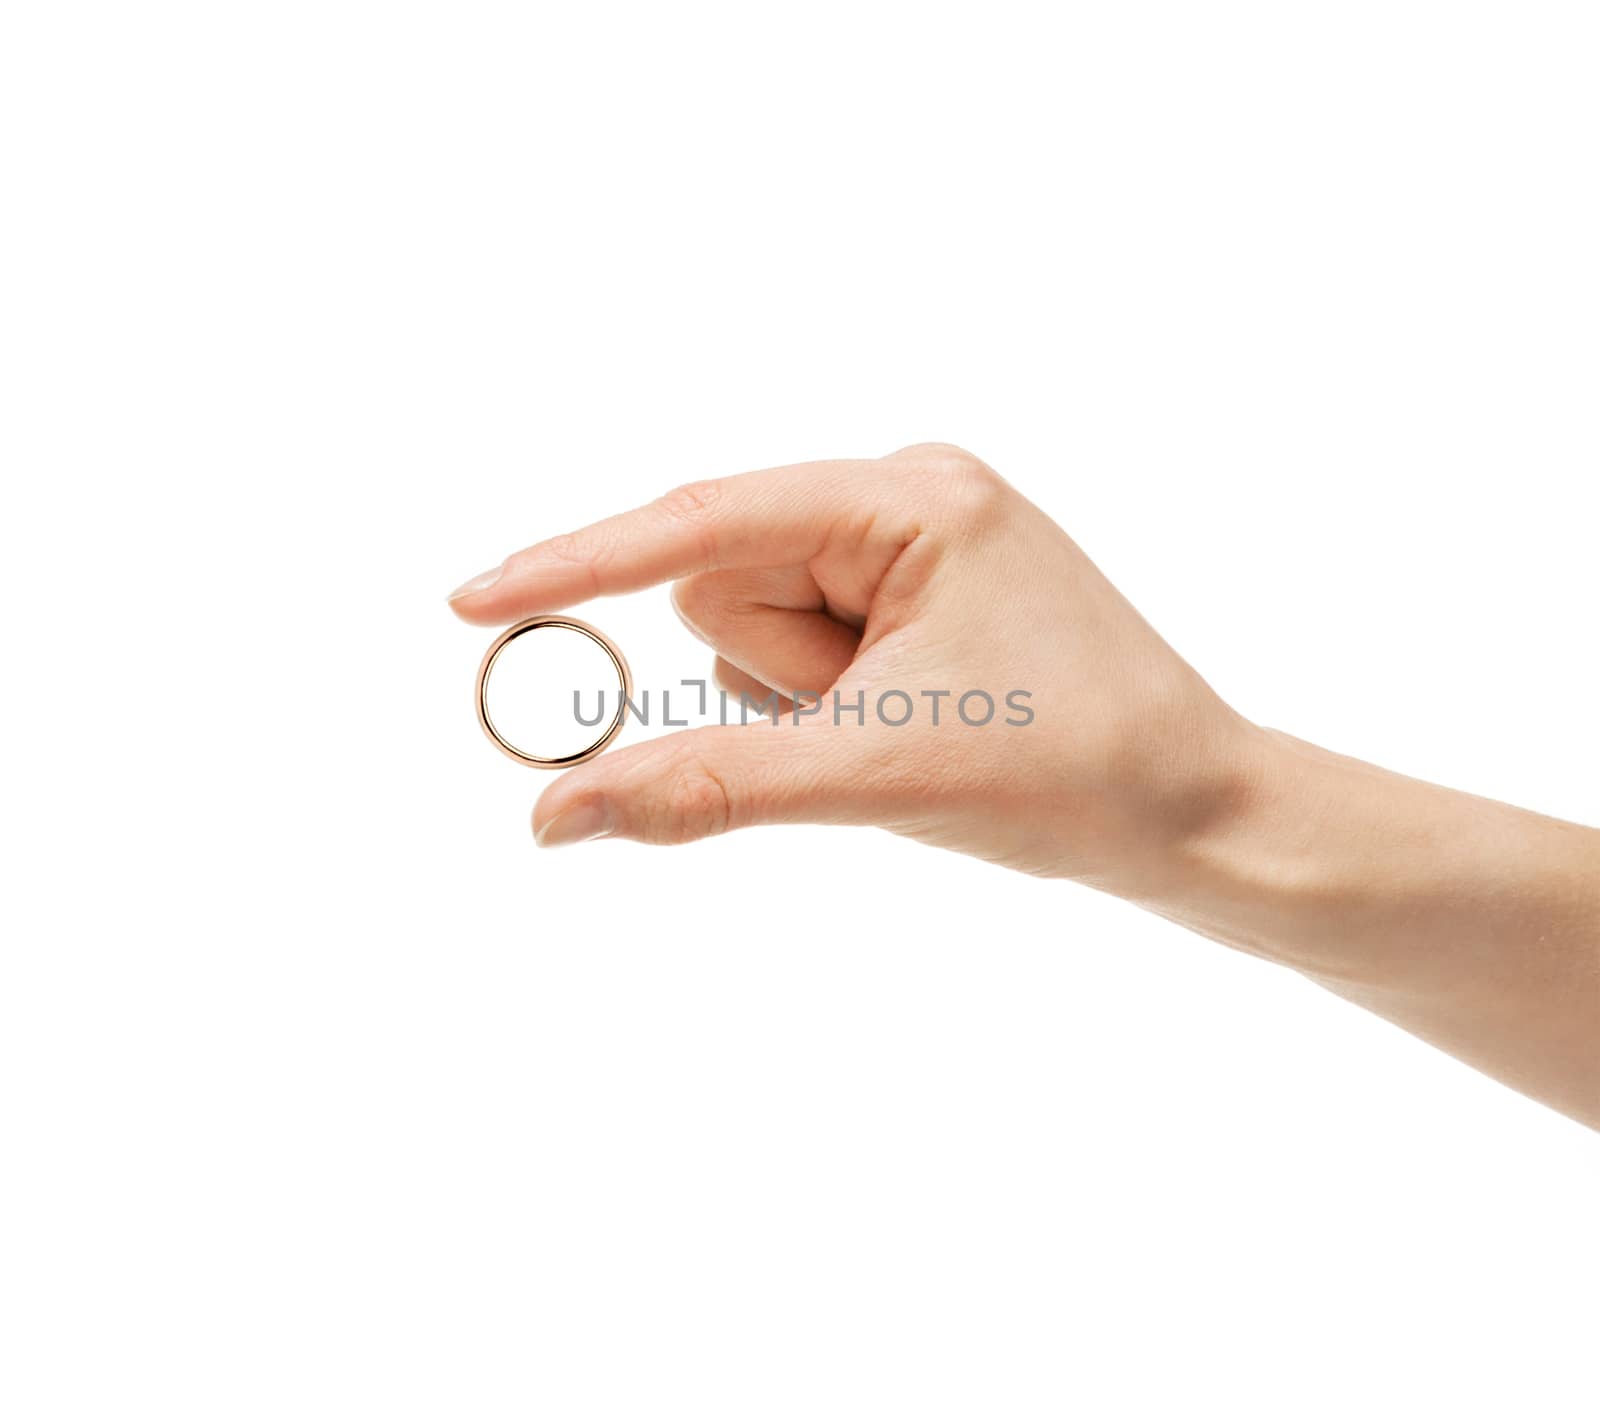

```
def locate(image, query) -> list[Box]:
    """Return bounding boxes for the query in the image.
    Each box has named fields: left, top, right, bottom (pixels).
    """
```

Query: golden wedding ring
left=475, top=615, right=632, bottom=769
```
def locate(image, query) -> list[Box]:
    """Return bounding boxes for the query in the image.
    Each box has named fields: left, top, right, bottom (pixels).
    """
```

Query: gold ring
left=475, top=615, right=632, bottom=769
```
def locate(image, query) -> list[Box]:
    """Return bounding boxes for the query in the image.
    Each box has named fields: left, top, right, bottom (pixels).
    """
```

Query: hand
left=448, top=443, right=1260, bottom=889
left=450, top=441, right=1600, bottom=1125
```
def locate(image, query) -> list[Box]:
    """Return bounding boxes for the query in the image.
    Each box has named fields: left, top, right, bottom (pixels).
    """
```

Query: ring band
left=475, top=615, right=633, bottom=769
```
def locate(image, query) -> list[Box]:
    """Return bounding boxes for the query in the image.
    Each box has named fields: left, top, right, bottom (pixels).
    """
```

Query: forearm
left=1144, top=727, right=1600, bottom=1127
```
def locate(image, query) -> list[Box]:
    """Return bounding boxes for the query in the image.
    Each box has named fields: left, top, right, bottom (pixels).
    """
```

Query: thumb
left=530, top=721, right=865, bottom=848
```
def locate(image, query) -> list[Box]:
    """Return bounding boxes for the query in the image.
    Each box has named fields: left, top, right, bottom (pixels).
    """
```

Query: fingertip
left=447, top=564, right=505, bottom=617
left=532, top=794, right=614, bottom=847
left=530, top=770, right=585, bottom=839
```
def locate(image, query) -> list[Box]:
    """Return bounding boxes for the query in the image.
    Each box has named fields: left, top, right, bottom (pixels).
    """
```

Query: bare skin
left=449, top=443, right=1600, bottom=1128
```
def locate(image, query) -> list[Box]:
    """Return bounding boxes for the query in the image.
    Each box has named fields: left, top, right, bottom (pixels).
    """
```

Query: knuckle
left=887, top=441, right=983, bottom=475
left=658, top=478, right=723, bottom=527
left=656, top=479, right=724, bottom=572
left=538, top=529, right=607, bottom=595
left=888, top=443, right=1004, bottom=512
left=938, top=457, right=1005, bottom=515
left=653, top=751, right=734, bottom=844
left=541, top=530, right=588, bottom=565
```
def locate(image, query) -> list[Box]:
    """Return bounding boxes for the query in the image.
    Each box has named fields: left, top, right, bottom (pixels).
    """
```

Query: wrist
left=1134, top=721, right=1597, bottom=989
left=1129, top=722, right=1356, bottom=976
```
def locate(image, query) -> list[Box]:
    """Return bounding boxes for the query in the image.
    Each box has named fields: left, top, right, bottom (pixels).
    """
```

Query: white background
left=3, top=3, right=1598, bottom=1403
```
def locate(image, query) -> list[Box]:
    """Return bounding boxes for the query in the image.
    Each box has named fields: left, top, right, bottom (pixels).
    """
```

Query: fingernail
left=448, top=565, right=502, bottom=601
left=534, top=797, right=614, bottom=848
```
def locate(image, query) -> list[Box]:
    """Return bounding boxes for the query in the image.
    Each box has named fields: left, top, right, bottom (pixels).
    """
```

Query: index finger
left=447, top=457, right=887, bottom=624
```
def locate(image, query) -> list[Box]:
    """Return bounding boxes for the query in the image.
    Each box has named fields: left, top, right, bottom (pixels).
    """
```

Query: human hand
left=448, top=443, right=1261, bottom=891
left=450, top=443, right=1600, bottom=1123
